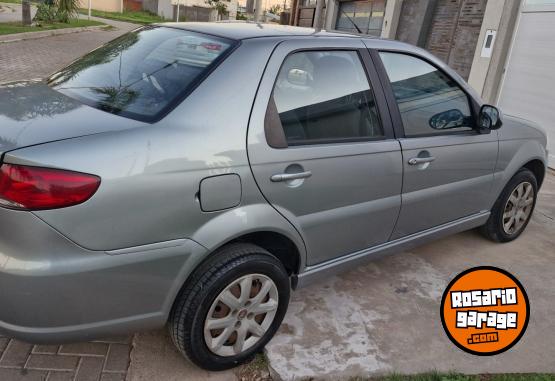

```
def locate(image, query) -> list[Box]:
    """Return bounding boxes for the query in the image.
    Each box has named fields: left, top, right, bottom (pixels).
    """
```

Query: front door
left=375, top=51, right=497, bottom=239
left=247, top=39, right=403, bottom=265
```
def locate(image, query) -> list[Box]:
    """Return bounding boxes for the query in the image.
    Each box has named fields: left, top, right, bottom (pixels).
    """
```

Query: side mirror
left=478, top=104, right=502, bottom=130
left=287, top=68, right=310, bottom=86
left=429, top=109, right=466, bottom=130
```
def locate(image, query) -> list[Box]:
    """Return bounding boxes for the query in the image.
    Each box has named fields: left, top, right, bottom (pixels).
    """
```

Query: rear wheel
left=169, top=243, right=290, bottom=370
left=481, top=168, right=537, bottom=242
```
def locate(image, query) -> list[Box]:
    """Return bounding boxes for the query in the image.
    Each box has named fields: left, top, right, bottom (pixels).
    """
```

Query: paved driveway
left=0, top=16, right=135, bottom=84
left=265, top=172, right=555, bottom=380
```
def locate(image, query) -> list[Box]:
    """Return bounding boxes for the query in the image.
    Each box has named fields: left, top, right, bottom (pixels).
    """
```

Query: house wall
left=393, top=0, right=487, bottom=80
left=395, top=0, right=435, bottom=45
left=471, top=0, right=520, bottom=103
left=142, top=0, right=158, bottom=13
left=300, top=0, right=519, bottom=103
left=170, top=0, right=236, bottom=20
left=424, top=0, right=487, bottom=80
left=380, top=0, right=402, bottom=38
left=157, top=0, right=173, bottom=19
left=78, top=0, right=122, bottom=12
left=496, top=1, right=555, bottom=167
left=173, top=2, right=217, bottom=21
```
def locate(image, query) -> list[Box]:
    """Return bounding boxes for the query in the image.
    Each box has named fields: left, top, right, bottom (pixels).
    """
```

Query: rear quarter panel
left=2, top=39, right=306, bottom=264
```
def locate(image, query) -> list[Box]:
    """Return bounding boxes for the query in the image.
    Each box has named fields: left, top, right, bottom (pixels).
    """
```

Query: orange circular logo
left=440, top=266, right=529, bottom=355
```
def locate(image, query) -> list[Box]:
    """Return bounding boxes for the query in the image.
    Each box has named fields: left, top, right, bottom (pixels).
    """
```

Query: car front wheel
left=169, top=243, right=290, bottom=370
left=481, top=168, right=538, bottom=242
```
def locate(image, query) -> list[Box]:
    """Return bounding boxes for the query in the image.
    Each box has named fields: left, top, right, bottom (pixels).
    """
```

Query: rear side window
left=48, top=26, right=234, bottom=122
left=266, top=50, right=383, bottom=147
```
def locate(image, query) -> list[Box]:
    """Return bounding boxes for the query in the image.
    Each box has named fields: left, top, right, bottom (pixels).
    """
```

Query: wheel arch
left=522, top=159, right=546, bottom=189
left=490, top=137, right=547, bottom=208
left=190, top=204, right=306, bottom=272
left=166, top=231, right=303, bottom=324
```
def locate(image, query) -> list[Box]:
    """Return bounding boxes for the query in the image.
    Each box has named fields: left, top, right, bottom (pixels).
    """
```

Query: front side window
left=48, top=26, right=234, bottom=122
left=379, top=52, right=474, bottom=137
left=267, top=50, right=383, bottom=146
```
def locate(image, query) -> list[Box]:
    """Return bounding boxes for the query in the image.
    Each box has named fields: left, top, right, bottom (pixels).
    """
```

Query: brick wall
left=396, top=0, right=431, bottom=46
left=396, top=0, right=487, bottom=80
left=426, top=0, right=487, bottom=80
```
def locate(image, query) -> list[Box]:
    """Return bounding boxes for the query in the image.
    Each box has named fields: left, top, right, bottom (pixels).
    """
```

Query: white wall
left=169, top=0, right=237, bottom=19
left=497, top=7, right=555, bottom=167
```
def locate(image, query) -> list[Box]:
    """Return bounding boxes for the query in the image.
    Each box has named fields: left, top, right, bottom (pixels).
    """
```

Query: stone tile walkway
left=0, top=333, right=133, bottom=381
left=0, top=16, right=136, bottom=84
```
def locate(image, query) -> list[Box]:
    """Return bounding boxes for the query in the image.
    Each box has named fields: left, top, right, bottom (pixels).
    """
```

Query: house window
left=335, top=0, right=386, bottom=36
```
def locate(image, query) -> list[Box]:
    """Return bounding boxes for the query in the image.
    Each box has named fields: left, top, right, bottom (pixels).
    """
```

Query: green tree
left=56, top=0, right=80, bottom=22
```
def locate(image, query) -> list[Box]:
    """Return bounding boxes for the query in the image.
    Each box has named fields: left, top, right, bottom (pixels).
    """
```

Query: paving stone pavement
left=0, top=332, right=133, bottom=381
left=0, top=16, right=136, bottom=84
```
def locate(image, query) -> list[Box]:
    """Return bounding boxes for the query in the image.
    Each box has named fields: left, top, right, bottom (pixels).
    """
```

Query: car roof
left=157, top=21, right=363, bottom=40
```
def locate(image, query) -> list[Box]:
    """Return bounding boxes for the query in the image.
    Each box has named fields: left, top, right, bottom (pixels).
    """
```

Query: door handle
left=408, top=156, right=436, bottom=165
left=270, top=171, right=312, bottom=182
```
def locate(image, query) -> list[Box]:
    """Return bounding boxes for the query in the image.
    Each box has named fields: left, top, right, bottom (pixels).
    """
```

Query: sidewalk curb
left=0, top=24, right=108, bottom=43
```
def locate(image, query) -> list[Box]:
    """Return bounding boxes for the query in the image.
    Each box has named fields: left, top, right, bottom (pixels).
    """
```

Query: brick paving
left=0, top=333, right=133, bottom=381
left=0, top=17, right=136, bottom=84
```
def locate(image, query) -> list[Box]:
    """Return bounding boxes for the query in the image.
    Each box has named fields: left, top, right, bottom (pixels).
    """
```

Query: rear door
left=247, top=38, right=403, bottom=266
left=371, top=50, right=498, bottom=239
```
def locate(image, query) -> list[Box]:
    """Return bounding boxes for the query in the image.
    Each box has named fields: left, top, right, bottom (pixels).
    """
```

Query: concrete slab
left=265, top=173, right=555, bottom=380
left=127, top=330, right=238, bottom=381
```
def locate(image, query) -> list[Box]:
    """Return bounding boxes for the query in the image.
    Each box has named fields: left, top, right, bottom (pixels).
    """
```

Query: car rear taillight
left=0, top=164, right=100, bottom=210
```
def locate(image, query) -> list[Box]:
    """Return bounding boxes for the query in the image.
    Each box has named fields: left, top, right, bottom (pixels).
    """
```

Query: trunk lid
left=0, top=81, right=147, bottom=157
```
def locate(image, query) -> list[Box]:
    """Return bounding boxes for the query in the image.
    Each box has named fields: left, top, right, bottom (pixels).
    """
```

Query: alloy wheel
left=203, top=274, right=279, bottom=357
left=502, top=181, right=534, bottom=235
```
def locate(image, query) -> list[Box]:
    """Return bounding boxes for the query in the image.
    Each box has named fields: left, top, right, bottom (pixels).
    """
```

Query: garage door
left=498, top=1, right=555, bottom=167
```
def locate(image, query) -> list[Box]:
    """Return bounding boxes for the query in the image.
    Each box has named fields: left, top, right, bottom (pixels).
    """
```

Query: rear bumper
left=0, top=207, right=207, bottom=343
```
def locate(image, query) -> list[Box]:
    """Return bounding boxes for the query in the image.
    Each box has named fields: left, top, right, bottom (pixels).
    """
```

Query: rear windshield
left=48, top=26, right=235, bottom=122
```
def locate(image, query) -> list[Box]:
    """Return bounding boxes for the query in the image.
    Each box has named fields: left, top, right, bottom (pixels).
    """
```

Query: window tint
left=268, top=51, right=383, bottom=146
left=48, top=26, right=234, bottom=122
left=379, top=52, right=474, bottom=137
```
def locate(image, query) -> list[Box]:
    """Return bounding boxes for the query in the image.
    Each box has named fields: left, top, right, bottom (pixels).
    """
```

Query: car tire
left=168, top=242, right=290, bottom=371
left=481, top=168, right=538, bottom=243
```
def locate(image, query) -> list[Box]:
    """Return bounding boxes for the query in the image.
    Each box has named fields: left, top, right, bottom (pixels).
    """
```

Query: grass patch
left=354, top=373, right=555, bottom=381
left=0, top=19, right=103, bottom=35
left=78, top=8, right=165, bottom=24
left=236, top=353, right=271, bottom=381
